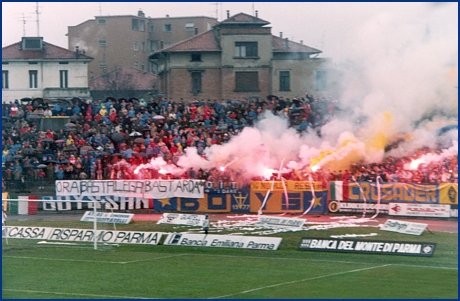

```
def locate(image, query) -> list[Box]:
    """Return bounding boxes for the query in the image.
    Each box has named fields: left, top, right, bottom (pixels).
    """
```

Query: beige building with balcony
left=67, top=10, right=218, bottom=79
left=150, top=12, right=336, bottom=101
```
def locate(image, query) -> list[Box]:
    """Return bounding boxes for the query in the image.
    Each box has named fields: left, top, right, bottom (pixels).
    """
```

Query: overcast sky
left=2, top=2, right=457, bottom=60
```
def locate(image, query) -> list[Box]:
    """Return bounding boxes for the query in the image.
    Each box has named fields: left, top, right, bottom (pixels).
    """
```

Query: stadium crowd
left=2, top=94, right=458, bottom=191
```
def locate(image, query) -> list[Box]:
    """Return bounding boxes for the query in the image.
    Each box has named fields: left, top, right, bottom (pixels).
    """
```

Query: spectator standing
left=37, top=168, right=46, bottom=189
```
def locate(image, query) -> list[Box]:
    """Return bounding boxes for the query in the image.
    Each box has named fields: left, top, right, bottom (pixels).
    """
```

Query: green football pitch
left=2, top=220, right=458, bottom=299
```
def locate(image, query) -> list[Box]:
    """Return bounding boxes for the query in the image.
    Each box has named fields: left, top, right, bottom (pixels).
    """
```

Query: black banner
left=298, top=237, right=436, bottom=257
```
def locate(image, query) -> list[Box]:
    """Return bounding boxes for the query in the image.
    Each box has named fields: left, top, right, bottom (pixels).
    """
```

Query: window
left=316, top=70, right=327, bottom=91
left=60, top=70, right=68, bottom=88
left=59, top=62, right=69, bottom=64
left=185, top=22, right=194, bottom=31
left=142, top=41, right=146, bottom=52
left=133, top=41, right=138, bottom=51
left=149, top=23, right=154, bottom=32
left=164, top=23, right=172, bottom=32
left=141, top=64, right=145, bottom=71
left=207, top=22, right=212, bottom=30
left=139, top=20, right=145, bottom=31
left=29, top=70, right=38, bottom=88
left=98, top=19, right=106, bottom=24
left=150, top=40, right=158, bottom=52
left=132, top=19, right=139, bottom=31
left=235, top=42, right=258, bottom=58
left=23, top=38, right=42, bottom=50
left=235, top=72, right=259, bottom=92
left=98, top=61, right=107, bottom=67
left=99, top=39, right=107, bottom=47
left=191, top=71, right=202, bottom=95
left=150, top=62, right=156, bottom=74
left=191, top=53, right=201, bottom=62
left=2, top=70, right=9, bottom=89
left=134, top=61, right=138, bottom=68
left=279, top=71, right=290, bottom=91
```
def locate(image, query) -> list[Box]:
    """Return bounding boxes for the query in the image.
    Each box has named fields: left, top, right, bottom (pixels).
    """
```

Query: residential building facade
left=150, top=12, right=336, bottom=101
left=67, top=10, right=218, bottom=79
left=2, top=37, right=93, bottom=103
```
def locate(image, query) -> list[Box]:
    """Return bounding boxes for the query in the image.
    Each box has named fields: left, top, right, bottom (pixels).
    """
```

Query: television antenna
left=16, top=13, right=31, bottom=37
left=210, top=2, right=223, bottom=21
left=35, top=2, right=41, bottom=37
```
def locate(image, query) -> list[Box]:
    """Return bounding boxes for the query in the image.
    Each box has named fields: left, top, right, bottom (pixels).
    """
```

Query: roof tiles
left=2, top=41, right=93, bottom=60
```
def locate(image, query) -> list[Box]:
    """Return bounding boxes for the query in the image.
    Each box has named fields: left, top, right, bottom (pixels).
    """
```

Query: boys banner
left=55, top=180, right=204, bottom=199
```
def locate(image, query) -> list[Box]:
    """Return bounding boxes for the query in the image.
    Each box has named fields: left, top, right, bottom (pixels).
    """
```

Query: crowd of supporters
left=2, top=94, right=457, bottom=191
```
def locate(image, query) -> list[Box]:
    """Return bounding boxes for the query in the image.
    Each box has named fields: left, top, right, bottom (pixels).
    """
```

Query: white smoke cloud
left=132, top=3, right=457, bottom=180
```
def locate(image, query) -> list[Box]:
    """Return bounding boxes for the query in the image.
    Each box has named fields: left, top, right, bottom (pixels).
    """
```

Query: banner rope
left=300, top=174, right=317, bottom=216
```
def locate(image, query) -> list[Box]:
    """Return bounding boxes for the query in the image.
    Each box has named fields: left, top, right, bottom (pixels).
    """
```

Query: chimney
left=195, top=28, right=198, bottom=35
left=255, top=10, right=258, bottom=17
left=166, top=14, right=169, bottom=18
left=300, top=40, right=303, bottom=45
left=280, top=32, right=283, bottom=38
left=226, top=10, right=230, bottom=18
left=76, top=46, right=80, bottom=57
left=284, top=38, right=289, bottom=48
left=160, top=40, right=164, bottom=49
left=138, top=9, right=145, bottom=17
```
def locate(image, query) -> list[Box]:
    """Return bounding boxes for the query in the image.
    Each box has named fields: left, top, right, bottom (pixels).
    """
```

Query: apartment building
left=150, top=11, right=336, bottom=101
left=67, top=10, right=218, bottom=79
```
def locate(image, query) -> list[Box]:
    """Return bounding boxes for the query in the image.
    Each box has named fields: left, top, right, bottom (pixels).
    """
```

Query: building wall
left=68, top=15, right=218, bottom=79
left=150, top=16, right=217, bottom=46
left=272, top=56, right=337, bottom=99
left=2, top=60, right=90, bottom=102
left=166, top=67, right=222, bottom=101
left=219, top=33, right=273, bottom=67
left=221, top=66, right=271, bottom=99
left=68, top=17, right=151, bottom=79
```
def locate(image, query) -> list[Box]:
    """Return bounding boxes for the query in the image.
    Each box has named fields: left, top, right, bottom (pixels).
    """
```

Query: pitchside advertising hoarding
left=157, top=213, right=206, bottom=226
left=298, top=237, right=436, bottom=257
left=2, top=226, right=282, bottom=250
left=380, top=219, right=428, bottom=235
left=163, top=233, right=282, bottom=250
left=2, top=226, right=164, bottom=245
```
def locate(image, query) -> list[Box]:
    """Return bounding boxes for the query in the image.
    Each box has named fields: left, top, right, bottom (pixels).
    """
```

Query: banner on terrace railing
left=329, top=181, right=458, bottom=204
left=55, top=180, right=205, bottom=199
left=42, top=196, right=153, bottom=211
left=250, top=181, right=328, bottom=214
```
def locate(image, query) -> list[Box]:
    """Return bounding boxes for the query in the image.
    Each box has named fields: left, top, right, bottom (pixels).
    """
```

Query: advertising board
left=298, top=237, right=436, bottom=256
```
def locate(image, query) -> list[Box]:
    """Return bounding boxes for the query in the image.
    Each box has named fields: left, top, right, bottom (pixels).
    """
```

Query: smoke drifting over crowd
left=58, top=4, right=450, bottom=182
left=132, top=3, right=457, bottom=181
